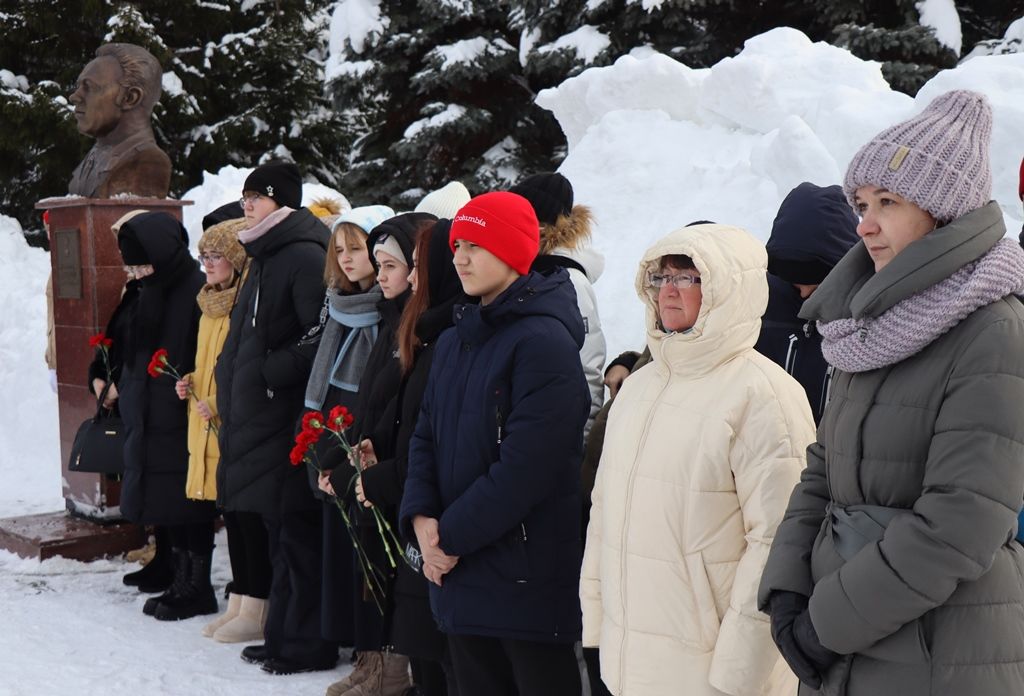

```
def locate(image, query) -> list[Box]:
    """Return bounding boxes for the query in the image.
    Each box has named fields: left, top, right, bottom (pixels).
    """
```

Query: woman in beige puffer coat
left=581, top=223, right=815, bottom=696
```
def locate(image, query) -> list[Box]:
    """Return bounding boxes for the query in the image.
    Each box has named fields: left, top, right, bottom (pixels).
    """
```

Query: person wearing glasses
left=580, top=223, right=815, bottom=696
left=214, top=161, right=337, bottom=675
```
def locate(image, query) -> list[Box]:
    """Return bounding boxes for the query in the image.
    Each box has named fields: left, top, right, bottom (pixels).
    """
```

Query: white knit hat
left=414, top=181, right=471, bottom=220
left=332, top=204, right=396, bottom=236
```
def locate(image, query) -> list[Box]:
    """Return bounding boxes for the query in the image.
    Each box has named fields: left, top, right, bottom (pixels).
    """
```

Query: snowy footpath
left=3, top=25, right=1024, bottom=696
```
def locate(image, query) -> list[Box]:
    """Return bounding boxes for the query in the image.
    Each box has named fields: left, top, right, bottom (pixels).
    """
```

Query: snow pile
left=538, top=27, right=1024, bottom=359
left=325, top=0, right=388, bottom=80
left=917, top=0, right=962, bottom=55
left=0, top=216, right=62, bottom=515
left=964, top=17, right=1024, bottom=59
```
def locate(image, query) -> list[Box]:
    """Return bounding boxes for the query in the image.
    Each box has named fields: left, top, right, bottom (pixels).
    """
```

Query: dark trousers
left=321, top=500, right=355, bottom=644
left=582, top=647, right=613, bottom=696
left=411, top=655, right=459, bottom=696
left=447, top=634, right=581, bottom=696
left=263, top=509, right=336, bottom=665
left=223, top=510, right=271, bottom=598
left=167, top=520, right=215, bottom=553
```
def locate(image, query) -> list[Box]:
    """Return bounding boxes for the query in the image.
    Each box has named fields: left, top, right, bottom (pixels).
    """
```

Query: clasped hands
left=769, top=591, right=839, bottom=689
left=412, top=515, right=459, bottom=587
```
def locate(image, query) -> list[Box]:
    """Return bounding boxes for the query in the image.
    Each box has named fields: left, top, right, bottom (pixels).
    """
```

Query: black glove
left=793, top=609, right=839, bottom=672
left=768, top=591, right=822, bottom=689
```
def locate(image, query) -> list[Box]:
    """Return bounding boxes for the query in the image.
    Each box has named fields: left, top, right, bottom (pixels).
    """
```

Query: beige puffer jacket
left=581, top=224, right=815, bottom=696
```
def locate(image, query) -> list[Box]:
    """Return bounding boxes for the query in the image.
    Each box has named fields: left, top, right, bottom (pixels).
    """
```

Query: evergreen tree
left=0, top=0, right=348, bottom=238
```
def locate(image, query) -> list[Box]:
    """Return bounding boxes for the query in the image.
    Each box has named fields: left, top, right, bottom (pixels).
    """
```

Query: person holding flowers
left=166, top=215, right=262, bottom=638
left=108, top=210, right=217, bottom=622
left=319, top=210, right=433, bottom=696
left=300, top=204, right=393, bottom=661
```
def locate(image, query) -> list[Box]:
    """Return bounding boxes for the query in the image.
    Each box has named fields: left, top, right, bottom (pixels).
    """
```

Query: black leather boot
left=143, top=547, right=189, bottom=616
left=154, top=549, right=219, bottom=621
left=123, top=526, right=173, bottom=592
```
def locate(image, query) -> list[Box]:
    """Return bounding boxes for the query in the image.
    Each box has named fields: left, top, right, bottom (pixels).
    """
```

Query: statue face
left=69, top=56, right=126, bottom=138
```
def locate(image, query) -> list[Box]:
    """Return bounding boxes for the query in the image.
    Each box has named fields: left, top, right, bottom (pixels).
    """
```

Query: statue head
left=69, top=43, right=162, bottom=139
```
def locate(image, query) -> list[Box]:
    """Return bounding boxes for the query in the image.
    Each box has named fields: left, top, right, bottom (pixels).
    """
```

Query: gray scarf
left=304, top=285, right=383, bottom=410
left=819, top=239, right=1024, bottom=372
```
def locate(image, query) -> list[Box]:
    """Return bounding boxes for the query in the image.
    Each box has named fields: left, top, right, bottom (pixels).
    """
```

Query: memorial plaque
left=54, top=228, right=82, bottom=300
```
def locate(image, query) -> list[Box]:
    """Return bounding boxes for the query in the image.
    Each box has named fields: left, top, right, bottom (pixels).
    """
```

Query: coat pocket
left=683, top=551, right=722, bottom=650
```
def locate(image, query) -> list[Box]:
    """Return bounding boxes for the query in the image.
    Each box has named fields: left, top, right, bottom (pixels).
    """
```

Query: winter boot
left=326, top=651, right=381, bottom=696
left=154, top=549, right=219, bottom=621
left=212, top=595, right=267, bottom=643
left=202, top=592, right=242, bottom=637
left=143, top=547, right=189, bottom=616
left=343, top=652, right=412, bottom=696
left=123, top=526, right=173, bottom=592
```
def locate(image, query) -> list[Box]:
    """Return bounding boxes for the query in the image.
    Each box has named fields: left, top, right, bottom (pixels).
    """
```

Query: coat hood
left=456, top=269, right=585, bottom=349
left=636, top=223, right=767, bottom=375
left=801, top=200, right=1005, bottom=323
left=766, top=182, right=859, bottom=285
left=118, top=211, right=197, bottom=287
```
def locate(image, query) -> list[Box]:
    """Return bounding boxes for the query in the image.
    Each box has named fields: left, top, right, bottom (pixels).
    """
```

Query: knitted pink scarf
left=819, top=239, right=1024, bottom=373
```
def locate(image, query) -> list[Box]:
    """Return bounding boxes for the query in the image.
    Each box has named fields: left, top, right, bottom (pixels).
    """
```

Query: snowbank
left=0, top=216, right=62, bottom=515
left=538, top=27, right=1024, bottom=359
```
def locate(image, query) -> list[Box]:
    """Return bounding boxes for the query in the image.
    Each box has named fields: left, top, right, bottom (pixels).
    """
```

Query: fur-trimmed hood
left=539, top=204, right=603, bottom=283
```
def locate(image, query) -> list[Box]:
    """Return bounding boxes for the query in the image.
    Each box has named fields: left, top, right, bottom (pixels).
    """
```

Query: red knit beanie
left=449, top=191, right=540, bottom=275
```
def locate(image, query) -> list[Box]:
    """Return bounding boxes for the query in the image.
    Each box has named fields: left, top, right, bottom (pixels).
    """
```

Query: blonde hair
left=324, top=222, right=371, bottom=292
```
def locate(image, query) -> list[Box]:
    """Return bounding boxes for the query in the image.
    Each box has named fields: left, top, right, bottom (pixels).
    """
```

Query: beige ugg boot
left=342, top=652, right=411, bottom=696
left=212, top=595, right=267, bottom=643
left=201, top=592, right=242, bottom=638
left=326, top=651, right=380, bottom=696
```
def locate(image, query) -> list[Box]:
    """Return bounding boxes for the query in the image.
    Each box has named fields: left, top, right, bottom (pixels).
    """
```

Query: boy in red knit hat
left=401, top=191, right=591, bottom=695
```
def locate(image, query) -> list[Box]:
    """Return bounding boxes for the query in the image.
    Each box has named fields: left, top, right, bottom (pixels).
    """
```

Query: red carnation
left=289, top=445, right=305, bottom=466
left=327, top=405, right=354, bottom=432
left=296, top=429, right=319, bottom=448
left=301, top=411, right=325, bottom=433
left=89, top=333, right=113, bottom=348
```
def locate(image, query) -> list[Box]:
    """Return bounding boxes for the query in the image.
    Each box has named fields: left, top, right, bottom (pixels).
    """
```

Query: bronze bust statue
left=68, top=43, right=172, bottom=199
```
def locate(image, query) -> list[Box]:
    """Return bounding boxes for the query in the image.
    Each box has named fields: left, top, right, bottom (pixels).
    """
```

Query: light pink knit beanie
left=843, top=89, right=992, bottom=224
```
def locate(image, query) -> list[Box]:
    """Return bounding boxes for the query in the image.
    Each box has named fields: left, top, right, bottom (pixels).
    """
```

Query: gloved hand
left=768, top=591, right=822, bottom=689
left=793, top=608, right=839, bottom=672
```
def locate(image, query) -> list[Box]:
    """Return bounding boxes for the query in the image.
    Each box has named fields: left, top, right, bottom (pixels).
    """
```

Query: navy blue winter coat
left=755, top=182, right=859, bottom=424
left=399, top=269, right=590, bottom=644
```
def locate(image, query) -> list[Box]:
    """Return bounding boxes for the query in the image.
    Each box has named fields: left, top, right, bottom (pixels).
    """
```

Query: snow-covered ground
left=2, top=25, right=1024, bottom=694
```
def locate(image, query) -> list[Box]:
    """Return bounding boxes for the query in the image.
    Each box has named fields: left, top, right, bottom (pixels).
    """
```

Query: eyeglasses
left=239, top=193, right=264, bottom=208
left=648, top=272, right=701, bottom=290
left=198, top=252, right=225, bottom=265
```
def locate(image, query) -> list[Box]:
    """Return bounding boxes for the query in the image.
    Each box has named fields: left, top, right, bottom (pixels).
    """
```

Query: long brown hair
left=397, top=225, right=435, bottom=374
left=323, top=222, right=370, bottom=292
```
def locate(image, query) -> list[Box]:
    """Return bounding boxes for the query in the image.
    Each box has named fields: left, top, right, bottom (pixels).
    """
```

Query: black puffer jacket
left=755, top=182, right=859, bottom=424
left=112, top=213, right=208, bottom=525
left=216, top=208, right=329, bottom=517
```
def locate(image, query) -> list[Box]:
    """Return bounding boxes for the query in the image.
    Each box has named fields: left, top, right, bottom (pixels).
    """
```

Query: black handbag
left=68, top=383, right=125, bottom=475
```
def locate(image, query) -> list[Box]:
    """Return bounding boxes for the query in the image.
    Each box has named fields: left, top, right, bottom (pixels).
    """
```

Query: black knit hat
left=243, top=161, right=303, bottom=210
left=367, top=212, right=437, bottom=271
left=201, top=201, right=244, bottom=231
left=509, top=172, right=574, bottom=225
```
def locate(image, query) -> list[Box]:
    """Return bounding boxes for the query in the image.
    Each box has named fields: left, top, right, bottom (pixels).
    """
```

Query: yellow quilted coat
left=184, top=311, right=230, bottom=501
left=580, top=224, right=816, bottom=696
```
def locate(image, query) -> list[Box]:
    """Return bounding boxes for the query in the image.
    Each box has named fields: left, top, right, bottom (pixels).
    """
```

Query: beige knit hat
left=198, top=218, right=248, bottom=273
left=843, top=90, right=992, bottom=224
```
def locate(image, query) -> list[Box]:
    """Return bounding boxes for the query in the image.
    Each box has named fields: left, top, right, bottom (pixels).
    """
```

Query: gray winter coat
left=758, top=202, right=1024, bottom=696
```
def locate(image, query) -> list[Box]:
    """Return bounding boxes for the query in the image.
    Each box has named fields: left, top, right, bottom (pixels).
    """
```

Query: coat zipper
left=617, top=339, right=672, bottom=687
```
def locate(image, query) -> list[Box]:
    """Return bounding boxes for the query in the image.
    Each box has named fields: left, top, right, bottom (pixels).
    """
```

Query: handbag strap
left=95, top=382, right=115, bottom=417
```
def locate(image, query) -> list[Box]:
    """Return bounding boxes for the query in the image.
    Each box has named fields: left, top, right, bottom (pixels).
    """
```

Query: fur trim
left=539, top=204, right=593, bottom=254
left=308, top=197, right=345, bottom=219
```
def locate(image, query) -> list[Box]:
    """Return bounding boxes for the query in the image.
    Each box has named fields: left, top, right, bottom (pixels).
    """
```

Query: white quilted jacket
left=581, top=224, right=815, bottom=696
